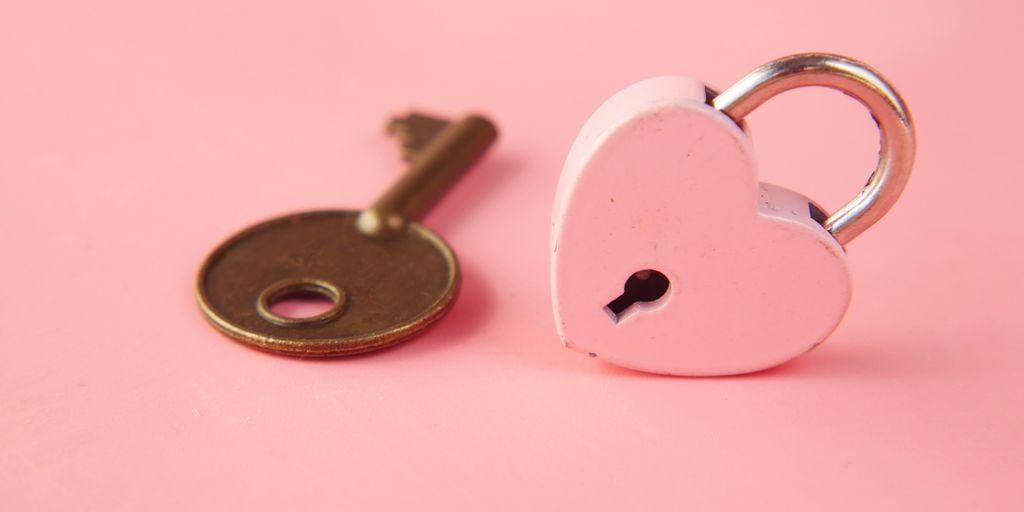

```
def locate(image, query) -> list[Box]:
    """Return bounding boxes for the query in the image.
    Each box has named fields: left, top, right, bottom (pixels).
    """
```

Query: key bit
left=386, top=113, right=452, bottom=162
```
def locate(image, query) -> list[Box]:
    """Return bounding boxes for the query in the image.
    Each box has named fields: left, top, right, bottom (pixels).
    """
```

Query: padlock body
left=551, top=76, right=851, bottom=376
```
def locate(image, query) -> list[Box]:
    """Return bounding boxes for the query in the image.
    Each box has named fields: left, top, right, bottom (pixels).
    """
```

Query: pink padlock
left=550, top=54, right=916, bottom=376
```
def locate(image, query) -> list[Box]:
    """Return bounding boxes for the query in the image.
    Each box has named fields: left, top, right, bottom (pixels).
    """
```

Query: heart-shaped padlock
left=550, top=54, right=915, bottom=376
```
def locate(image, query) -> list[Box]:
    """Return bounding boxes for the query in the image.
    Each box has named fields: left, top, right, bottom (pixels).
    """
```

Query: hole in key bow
left=270, top=290, right=336, bottom=319
left=257, top=279, right=347, bottom=326
left=604, top=269, right=670, bottom=324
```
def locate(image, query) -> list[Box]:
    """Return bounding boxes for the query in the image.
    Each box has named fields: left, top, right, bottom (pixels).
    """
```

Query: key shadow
left=418, top=149, right=522, bottom=236
left=274, top=255, right=493, bottom=364
left=387, top=257, right=495, bottom=357
left=284, top=150, right=519, bottom=364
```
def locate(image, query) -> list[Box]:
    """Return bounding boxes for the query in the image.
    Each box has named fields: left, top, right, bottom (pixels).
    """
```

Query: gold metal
left=357, top=115, right=498, bottom=236
left=712, top=53, right=916, bottom=245
left=256, top=278, right=346, bottom=327
left=386, top=113, right=452, bottom=161
left=196, top=113, right=498, bottom=356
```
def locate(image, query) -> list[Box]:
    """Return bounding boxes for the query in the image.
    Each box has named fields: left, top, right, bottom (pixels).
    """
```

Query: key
left=196, top=112, right=498, bottom=356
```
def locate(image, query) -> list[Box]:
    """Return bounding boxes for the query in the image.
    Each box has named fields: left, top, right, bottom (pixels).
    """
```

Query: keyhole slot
left=604, top=269, right=670, bottom=323
left=257, top=278, right=347, bottom=326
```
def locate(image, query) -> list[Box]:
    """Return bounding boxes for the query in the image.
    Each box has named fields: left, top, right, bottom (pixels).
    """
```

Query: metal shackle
left=712, top=53, right=916, bottom=245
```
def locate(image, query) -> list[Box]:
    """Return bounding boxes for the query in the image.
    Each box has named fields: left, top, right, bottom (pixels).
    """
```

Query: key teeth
left=386, top=113, right=452, bottom=162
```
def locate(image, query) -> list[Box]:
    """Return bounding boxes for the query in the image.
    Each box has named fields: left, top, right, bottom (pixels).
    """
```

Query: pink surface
left=1, top=0, right=1021, bottom=510
left=552, top=75, right=851, bottom=375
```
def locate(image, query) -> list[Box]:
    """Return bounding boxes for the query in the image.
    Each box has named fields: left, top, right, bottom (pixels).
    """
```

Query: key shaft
left=357, top=114, right=497, bottom=236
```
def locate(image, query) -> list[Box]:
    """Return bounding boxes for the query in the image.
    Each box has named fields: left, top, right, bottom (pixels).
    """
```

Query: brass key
left=196, top=113, right=498, bottom=356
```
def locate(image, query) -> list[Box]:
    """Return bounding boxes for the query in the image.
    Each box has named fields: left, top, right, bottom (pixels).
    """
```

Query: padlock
left=550, top=53, right=915, bottom=376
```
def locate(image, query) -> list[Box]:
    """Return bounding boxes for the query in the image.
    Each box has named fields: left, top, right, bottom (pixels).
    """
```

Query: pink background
left=2, top=0, right=1022, bottom=509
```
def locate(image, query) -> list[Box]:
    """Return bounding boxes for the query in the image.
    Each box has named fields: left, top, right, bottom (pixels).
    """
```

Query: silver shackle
left=712, top=53, right=916, bottom=245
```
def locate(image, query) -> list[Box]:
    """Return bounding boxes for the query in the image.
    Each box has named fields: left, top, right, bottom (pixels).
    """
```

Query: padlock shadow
left=585, top=336, right=932, bottom=381
left=746, top=338, right=940, bottom=380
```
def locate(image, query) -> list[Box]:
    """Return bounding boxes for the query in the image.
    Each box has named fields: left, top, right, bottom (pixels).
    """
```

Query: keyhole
left=604, top=269, right=670, bottom=323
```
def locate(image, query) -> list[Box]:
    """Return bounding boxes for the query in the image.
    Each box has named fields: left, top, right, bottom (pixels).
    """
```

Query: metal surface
left=357, top=115, right=498, bottom=236
left=197, top=211, right=459, bottom=356
left=196, top=113, right=497, bottom=356
left=712, top=53, right=916, bottom=245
